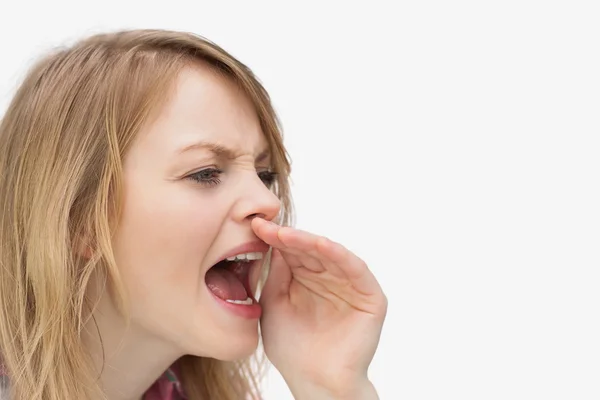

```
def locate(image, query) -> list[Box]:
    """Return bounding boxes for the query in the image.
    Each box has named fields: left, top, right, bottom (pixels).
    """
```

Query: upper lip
left=215, top=240, right=270, bottom=264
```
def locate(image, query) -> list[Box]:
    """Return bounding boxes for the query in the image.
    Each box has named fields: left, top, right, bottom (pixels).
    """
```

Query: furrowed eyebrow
left=177, top=140, right=271, bottom=162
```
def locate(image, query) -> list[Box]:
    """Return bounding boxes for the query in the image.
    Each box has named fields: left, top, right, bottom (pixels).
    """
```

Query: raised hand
left=252, top=218, right=387, bottom=400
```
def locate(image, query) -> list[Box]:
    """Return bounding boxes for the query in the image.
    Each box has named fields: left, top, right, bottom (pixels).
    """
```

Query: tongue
left=205, top=267, right=248, bottom=301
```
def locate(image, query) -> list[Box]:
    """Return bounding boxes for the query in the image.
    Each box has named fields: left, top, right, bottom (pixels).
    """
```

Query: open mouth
left=205, top=252, right=263, bottom=305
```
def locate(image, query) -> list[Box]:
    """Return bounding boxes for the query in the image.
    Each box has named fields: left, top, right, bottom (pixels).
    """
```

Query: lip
left=206, top=240, right=269, bottom=320
left=215, top=240, right=270, bottom=264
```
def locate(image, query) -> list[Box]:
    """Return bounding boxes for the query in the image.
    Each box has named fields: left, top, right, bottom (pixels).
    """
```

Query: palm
left=252, top=219, right=387, bottom=388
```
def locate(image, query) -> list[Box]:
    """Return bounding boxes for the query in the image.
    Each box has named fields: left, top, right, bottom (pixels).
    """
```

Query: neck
left=83, top=292, right=183, bottom=400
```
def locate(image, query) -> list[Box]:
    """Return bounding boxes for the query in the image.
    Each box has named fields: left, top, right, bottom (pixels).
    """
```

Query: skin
left=83, top=62, right=386, bottom=400
left=255, top=220, right=386, bottom=399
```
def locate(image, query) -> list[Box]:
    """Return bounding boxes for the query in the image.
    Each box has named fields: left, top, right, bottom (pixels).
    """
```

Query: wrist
left=289, top=378, right=379, bottom=400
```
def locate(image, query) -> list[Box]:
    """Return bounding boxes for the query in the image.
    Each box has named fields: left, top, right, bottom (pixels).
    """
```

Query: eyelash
left=187, top=168, right=223, bottom=187
left=259, top=171, right=278, bottom=187
left=186, top=168, right=278, bottom=188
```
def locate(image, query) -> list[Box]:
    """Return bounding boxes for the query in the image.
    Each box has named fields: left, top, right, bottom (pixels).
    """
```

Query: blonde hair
left=0, top=29, right=293, bottom=400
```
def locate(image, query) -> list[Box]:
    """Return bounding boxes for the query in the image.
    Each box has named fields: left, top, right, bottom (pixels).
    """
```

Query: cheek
left=112, top=182, right=226, bottom=305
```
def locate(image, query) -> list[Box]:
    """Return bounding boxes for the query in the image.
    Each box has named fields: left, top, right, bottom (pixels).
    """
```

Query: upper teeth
left=226, top=252, right=263, bottom=262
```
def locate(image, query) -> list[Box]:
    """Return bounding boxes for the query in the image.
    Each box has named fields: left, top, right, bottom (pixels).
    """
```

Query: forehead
left=138, top=63, right=268, bottom=158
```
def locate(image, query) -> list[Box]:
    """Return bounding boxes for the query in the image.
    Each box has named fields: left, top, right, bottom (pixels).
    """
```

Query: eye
left=186, top=168, right=223, bottom=187
left=258, top=170, right=278, bottom=188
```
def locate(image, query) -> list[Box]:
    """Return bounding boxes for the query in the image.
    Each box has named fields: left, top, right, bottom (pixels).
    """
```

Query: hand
left=252, top=218, right=387, bottom=399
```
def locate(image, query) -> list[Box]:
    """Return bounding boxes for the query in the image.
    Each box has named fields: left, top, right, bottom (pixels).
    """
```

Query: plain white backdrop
left=1, top=1, right=599, bottom=399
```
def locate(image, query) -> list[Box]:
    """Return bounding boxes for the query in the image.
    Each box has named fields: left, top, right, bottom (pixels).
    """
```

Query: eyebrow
left=177, top=140, right=271, bottom=163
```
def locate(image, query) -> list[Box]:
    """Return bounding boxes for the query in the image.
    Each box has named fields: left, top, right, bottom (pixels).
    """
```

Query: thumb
left=258, top=248, right=291, bottom=306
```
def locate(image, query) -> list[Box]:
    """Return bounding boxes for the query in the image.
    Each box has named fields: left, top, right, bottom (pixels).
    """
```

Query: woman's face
left=110, top=64, right=281, bottom=360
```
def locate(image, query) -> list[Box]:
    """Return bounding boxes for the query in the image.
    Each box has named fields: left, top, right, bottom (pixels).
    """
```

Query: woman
left=0, top=29, right=387, bottom=400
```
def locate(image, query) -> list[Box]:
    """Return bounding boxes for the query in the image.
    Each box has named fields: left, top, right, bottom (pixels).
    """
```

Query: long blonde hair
left=0, top=29, right=293, bottom=400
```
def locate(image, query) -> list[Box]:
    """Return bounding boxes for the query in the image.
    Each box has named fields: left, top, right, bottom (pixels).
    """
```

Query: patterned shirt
left=144, top=367, right=187, bottom=400
left=0, top=363, right=187, bottom=400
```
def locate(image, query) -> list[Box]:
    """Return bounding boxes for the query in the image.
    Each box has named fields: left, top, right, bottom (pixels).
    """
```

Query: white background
left=1, top=1, right=599, bottom=399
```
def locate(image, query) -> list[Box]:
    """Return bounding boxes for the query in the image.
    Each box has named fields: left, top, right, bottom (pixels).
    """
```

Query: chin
left=188, top=321, right=259, bottom=361
left=188, top=327, right=260, bottom=361
left=216, top=341, right=260, bottom=361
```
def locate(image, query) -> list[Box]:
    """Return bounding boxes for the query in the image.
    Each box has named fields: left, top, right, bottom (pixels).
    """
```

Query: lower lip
left=210, top=291, right=262, bottom=319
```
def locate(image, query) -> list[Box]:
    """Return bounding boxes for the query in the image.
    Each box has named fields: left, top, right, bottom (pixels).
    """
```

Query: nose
left=232, top=172, right=282, bottom=223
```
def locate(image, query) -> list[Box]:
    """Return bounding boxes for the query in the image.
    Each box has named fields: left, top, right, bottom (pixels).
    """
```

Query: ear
left=74, top=235, right=94, bottom=260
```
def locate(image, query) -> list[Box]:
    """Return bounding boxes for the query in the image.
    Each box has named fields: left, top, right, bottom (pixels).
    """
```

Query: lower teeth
left=225, top=297, right=253, bottom=305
